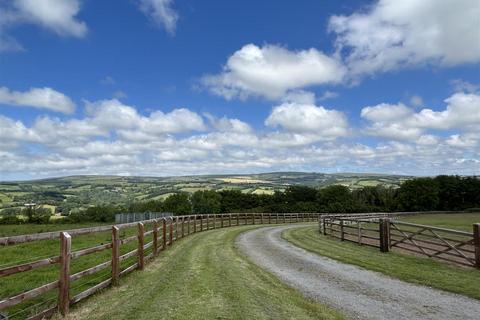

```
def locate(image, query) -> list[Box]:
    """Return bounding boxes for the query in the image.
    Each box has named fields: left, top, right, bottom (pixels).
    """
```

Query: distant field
left=399, top=212, right=480, bottom=231
left=0, top=172, right=410, bottom=214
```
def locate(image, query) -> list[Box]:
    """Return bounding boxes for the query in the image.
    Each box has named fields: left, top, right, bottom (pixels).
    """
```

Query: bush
left=0, top=215, right=24, bottom=225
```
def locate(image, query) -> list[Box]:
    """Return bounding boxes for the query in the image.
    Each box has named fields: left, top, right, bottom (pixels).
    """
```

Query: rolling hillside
left=0, top=172, right=411, bottom=213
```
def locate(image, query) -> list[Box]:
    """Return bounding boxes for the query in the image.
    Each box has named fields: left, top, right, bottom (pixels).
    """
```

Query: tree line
left=2, top=175, right=479, bottom=224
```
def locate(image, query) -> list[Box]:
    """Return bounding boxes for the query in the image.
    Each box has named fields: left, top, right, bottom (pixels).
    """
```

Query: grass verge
left=283, top=226, right=480, bottom=300
left=55, top=226, right=343, bottom=320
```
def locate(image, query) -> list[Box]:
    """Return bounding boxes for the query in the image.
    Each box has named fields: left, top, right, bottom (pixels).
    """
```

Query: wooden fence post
left=138, top=223, right=145, bottom=270
left=340, top=220, right=344, bottom=241
left=237, top=213, right=240, bottom=226
left=252, top=214, right=256, bottom=225
left=283, top=214, right=286, bottom=224
left=474, top=223, right=480, bottom=268
left=193, top=215, right=197, bottom=233
left=181, top=217, right=185, bottom=238
left=162, top=218, right=167, bottom=250
left=379, top=219, right=390, bottom=253
left=357, top=222, right=362, bottom=245
left=261, top=213, right=264, bottom=224
left=221, top=214, right=224, bottom=228
left=169, top=218, right=173, bottom=245
left=173, top=217, right=177, bottom=239
left=112, top=226, right=120, bottom=286
left=153, top=220, right=159, bottom=256
left=268, top=213, right=271, bottom=224
left=229, top=214, right=232, bottom=227
left=200, top=215, right=203, bottom=231
left=58, top=232, right=71, bottom=316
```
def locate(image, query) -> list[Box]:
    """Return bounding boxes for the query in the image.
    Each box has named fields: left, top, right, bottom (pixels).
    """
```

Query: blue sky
left=0, top=0, right=479, bottom=180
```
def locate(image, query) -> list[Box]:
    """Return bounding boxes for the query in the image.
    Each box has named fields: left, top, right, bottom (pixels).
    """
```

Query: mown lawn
left=55, top=226, right=343, bottom=320
left=283, top=226, right=480, bottom=300
left=398, top=212, right=480, bottom=232
left=0, top=222, right=108, bottom=237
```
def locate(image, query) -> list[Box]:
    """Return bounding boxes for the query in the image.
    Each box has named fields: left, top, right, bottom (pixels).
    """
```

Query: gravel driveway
left=236, top=224, right=480, bottom=320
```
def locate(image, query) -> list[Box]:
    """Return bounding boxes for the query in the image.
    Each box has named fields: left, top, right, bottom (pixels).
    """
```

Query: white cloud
left=361, top=92, right=480, bottom=140
left=1, top=95, right=479, bottom=179
left=205, top=114, right=252, bottom=133
left=0, top=86, right=76, bottom=113
left=446, top=133, right=479, bottom=148
left=361, top=103, right=412, bottom=123
left=329, top=0, right=480, bottom=76
left=265, top=101, right=348, bottom=139
left=0, top=0, right=87, bottom=51
left=139, top=0, right=178, bottom=35
left=14, top=0, right=87, bottom=37
left=86, top=99, right=206, bottom=136
left=201, top=44, right=346, bottom=100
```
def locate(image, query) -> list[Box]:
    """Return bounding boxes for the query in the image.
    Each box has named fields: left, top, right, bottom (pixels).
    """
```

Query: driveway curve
left=236, top=224, right=480, bottom=320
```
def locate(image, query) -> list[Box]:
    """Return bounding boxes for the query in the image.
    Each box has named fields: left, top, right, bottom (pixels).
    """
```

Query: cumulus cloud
left=0, top=0, right=87, bottom=51
left=0, top=86, right=76, bottom=113
left=361, top=92, right=480, bottom=141
left=265, top=101, right=348, bottom=139
left=329, top=0, right=480, bottom=76
left=14, top=0, right=87, bottom=37
left=139, top=0, right=178, bottom=35
left=201, top=44, right=346, bottom=100
left=0, top=95, right=479, bottom=179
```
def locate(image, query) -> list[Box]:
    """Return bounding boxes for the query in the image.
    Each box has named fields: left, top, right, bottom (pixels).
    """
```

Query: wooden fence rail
left=0, top=213, right=320, bottom=319
left=320, top=215, right=479, bottom=268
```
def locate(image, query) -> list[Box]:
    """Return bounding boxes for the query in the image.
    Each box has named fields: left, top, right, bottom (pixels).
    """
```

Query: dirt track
left=236, top=224, right=480, bottom=320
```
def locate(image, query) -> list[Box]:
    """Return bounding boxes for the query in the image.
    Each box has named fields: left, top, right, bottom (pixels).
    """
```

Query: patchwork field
left=0, top=172, right=410, bottom=214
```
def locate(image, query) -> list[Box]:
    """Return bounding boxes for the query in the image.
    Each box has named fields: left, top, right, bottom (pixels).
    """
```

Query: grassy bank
left=48, top=226, right=342, bottom=320
left=283, top=226, right=480, bottom=300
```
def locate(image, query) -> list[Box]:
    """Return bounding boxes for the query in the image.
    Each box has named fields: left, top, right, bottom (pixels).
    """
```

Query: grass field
left=48, top=226, right=343, bottom=320
left=0, top=222, right=107, bottom=237
left=398, top=212, right=480, bottom=231
left=283, top=226, right=480, bottom=300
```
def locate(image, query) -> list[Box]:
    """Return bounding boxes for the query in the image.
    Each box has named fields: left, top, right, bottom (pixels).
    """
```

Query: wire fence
left=115, top=212, right=171, bottom=224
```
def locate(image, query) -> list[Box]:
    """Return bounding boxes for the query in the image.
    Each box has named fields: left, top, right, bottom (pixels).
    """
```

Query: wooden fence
left=321, top=215, right=480, bottom=268
left=0, top=213, right=319, bottom=319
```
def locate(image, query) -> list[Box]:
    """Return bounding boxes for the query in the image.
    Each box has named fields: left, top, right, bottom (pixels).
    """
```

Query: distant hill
left=0, top=172, right=412, bottom=212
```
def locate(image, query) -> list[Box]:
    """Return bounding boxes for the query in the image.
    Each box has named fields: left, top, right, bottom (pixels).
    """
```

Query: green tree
left=191, top=190, right=221, bottom=214
left=163, top=193, right=191, bottom=215
left=398, top=178, right=439, bottom=211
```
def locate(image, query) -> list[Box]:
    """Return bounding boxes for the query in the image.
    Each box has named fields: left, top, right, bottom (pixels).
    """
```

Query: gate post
left=474, top=223, right=480, bottom=268
left=379, top=219, right=390, bottom=253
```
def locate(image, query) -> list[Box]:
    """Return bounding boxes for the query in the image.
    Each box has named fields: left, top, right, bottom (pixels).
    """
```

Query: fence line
left=320, top=214, right=480, bottom=268
left=0, top=212, right=319, bottom=319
